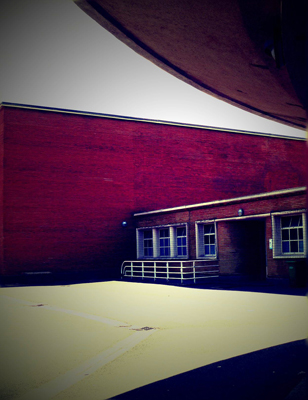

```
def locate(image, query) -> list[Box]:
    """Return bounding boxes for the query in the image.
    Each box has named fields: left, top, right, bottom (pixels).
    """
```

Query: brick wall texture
left=1, top=105, right=306, bottom=277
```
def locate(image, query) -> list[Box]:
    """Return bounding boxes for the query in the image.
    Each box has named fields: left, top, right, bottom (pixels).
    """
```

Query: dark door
left=236, top=219, right=267, bottom=279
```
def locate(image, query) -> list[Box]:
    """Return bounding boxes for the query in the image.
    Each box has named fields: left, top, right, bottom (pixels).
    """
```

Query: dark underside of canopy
left=74, top=0, right=307, bottom=129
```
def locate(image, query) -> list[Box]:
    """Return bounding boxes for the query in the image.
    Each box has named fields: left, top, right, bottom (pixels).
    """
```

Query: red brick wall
left=1, top=105, right=306, bottom=276
left=132, top=123, right=306, bottom=212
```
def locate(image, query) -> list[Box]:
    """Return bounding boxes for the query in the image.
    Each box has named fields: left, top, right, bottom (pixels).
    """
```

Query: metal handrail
left=121, top=260, right=219, bottom=283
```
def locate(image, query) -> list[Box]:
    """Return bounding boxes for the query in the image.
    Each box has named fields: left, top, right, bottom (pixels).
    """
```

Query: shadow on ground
left=111, top=340, right=308, bottom=400
left=1, top=273, right=307, bottom=297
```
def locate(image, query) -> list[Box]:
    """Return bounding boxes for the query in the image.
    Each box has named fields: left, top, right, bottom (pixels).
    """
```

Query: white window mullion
left=196, top=223, right=203, bottom=258
left=170, top=227, right=176, bottom=258
left=303, top=213, right=307, bottom=255
left=136, top=230, right=143, bottom=259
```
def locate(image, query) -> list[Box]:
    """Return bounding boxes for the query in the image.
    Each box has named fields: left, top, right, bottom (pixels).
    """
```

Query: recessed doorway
left=221, top=219, right=267, bottom=279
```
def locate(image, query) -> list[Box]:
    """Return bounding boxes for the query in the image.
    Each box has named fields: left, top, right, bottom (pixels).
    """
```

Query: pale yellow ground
left=0, top=281, right=307, bottom=400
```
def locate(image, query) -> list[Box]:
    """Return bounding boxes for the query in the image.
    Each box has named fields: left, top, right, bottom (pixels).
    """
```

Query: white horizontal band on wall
left=134, top=187, right=306, bottom=217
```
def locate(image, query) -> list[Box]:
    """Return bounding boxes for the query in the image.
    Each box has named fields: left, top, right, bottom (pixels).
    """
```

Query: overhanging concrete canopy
left=74, top=0, right=307, bottom=129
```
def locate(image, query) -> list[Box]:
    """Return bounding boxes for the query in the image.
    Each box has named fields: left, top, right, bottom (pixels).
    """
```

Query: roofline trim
left=134, top=187, right=307, bottom=217
left=0, top=102, right=305, bottom=141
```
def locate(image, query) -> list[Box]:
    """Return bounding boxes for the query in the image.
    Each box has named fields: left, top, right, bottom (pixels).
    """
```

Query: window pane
left=145, top=247, right=153, bottom=257
left=205, top=245, right=210, bottom=255
left=178, top=238, right=186, bottom=247
left=210, top=245, right=215, bottom=255
left=204, top=236, right=210, bottom=244
left=290, top=241, right=298, bottom=252
left=299, top=241, right=304, bottom=252
left=209, top=235, right=215, bottom=244
left=281, top=217, right=291, bottom=228
left=204, top=224, right=214, bottom=234
left=160, top=229, right=169, bottom=238
left=290, top=229, right=298, bottom=240
left=282, top=242, right=289, bottom=253
left=144, top=230, right=152, bottom=239
left=160, top=238, right=169, bottom=247
left=299, top=229, right=303, bottom=240
left=182, top=247, right=187, bottom=256
left=177, top=227, right=186, bottom=236
left=290, top=216, right=301, bottom=227
left=282, top=230, right=289, bottom=240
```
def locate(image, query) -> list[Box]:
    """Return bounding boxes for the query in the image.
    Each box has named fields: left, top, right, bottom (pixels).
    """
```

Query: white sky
left=0, top=0, right=306, bottom=138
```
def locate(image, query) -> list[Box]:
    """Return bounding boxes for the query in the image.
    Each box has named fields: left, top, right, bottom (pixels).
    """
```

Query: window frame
left=137, top=223, right=188, bottom=260
left=176, top=226, right=188, bottom=257
left=143, top=229, right=154, bottom=257
left=195, top=220, right=217, bottom=259
left=159, top=228, right=171, bottom=257
left=271, top=210, right=307, bottom=259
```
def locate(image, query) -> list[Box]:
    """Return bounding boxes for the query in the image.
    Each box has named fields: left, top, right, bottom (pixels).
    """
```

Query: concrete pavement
left=1, top=281, right=307, bottom=399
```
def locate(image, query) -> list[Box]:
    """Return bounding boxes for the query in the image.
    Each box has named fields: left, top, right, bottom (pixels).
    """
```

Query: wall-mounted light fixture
left=121, top=221, right=127, bottom=227
left=238, top=208, right=244, bottom=217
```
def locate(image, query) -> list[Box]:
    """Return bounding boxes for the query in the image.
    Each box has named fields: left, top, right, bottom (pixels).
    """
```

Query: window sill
left=197, top=256, right=218, bottom=260
left=273, top=254, right=306, bottom=259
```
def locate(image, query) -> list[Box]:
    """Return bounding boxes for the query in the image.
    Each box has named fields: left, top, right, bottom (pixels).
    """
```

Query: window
left=272, top=211, right=306, bottom=258
left=281, top=215, right=304, bottom=254
left=203, top=224, right=216, bottom=256
left=137, top=224, right=188, bottom=259
left=159, top=228, right=170, bottom=256
left=143, top=230, right=153, bottom=257
left=196, top=221, right=217, bottom=258
left=176, top=226, right=187, bottom=256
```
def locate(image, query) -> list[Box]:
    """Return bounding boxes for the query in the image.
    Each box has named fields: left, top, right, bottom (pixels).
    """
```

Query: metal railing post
left=142, top=261, right=144, bottom=280
left=167, top=261, right=169, bottom=281
left=193, top=260, right=196, bottom=283
left=181, top=261, right=183, bottom=283
left=154, top=262, right=156, bottom=281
